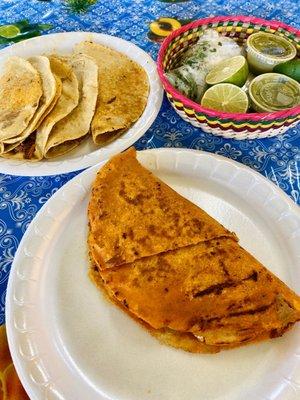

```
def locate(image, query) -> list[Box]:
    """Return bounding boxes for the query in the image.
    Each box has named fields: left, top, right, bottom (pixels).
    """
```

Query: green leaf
left=0, top=37, right=10, bottom=45
left=14, top=20, right=30, bottom=31
left=10, top=30, right=41, bottom=43
left=65, top=0, right=97, bottom=13
left=36, top=23, right=53, bottom=30
left=18, top=23, right=53, bottom=33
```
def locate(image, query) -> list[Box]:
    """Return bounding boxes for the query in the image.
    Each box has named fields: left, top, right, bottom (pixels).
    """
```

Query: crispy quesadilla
left=74, top=41, right=149, bottom=145
left=88, top=148, right=235, bottom=270
left=88, top=148, right=300, bottom=353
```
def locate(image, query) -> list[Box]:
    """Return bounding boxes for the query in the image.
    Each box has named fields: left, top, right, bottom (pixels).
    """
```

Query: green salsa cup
left=246, top=32, right=297, bottom=74
left=249, top=73, right=300, bottom=112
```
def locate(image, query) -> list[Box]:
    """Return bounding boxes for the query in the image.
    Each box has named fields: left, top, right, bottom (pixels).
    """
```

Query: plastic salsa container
left=246, top=32, right=297, bottom=74
left=249, top=73, right=300, bottom=112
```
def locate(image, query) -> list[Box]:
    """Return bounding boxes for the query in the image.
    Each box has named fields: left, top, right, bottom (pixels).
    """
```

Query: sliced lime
left=201, top=83, right=249, bottom=113
left=205, top=56, right=249, bottom=87
left=0, top=25, right=20, bottom=38
left=273, top=59, right=300, bottom=82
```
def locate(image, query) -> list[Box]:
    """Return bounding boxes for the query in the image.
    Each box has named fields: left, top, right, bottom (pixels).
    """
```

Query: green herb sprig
left=65, top=0, right=97, bottom=13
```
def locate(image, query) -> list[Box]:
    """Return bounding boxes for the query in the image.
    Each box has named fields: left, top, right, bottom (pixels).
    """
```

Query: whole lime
left=274, top=59, right=300, bottom=82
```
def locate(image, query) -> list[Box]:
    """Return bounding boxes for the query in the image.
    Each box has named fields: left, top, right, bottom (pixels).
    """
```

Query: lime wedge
left=0, top=25, right=20, bottom=38
left=201, top=83, right=249, bottom=113
left=205, top=56, right=249, bottom=87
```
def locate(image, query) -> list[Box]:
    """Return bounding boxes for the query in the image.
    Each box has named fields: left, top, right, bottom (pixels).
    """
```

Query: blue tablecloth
left=0, top=0, right=299, bottom=324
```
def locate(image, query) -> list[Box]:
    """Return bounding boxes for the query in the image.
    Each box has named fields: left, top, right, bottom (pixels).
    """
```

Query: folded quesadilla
left=3, top=55, right=81, bottom=161
left=0, top=41, right=149, bottom=160
left=2, top=56, right=57, bottom=147
left=88, top=148, right=300, bottom=353
left=35, top=56, right=79, bottom=159
left=74, top=41, right=149, bottom=145
left=0, top=56, right=42, bottom=148
left=2, top=74, right=62, bottom=160
left=43, top=54, right=98, bottom=158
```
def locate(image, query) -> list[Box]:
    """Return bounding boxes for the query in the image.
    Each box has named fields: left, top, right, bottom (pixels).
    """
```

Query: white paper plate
left=6, top=149, right=300, bottom=400
left=0, top=32, right=163, bottom=176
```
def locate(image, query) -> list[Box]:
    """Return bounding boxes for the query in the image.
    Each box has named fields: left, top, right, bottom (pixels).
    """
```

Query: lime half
left=205, top=56, right=249, bottom=87
left=201, top=83, right=249, bottom=113
left=0, top=25, right=20, bottom=38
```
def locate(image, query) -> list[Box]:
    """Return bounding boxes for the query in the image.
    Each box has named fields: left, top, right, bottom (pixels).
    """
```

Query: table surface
left=0, top=0, right=299, bottom=324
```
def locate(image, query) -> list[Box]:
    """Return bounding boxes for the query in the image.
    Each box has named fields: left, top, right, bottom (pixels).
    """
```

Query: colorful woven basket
left=157, top=16, right=300, bottom=140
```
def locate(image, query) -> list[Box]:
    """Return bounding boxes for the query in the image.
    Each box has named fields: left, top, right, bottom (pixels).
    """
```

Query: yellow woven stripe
left=194, top=114, right=206, bottom=122
left=173, top=99, right=183, bottom=108
left=169, top=100, right=300, bottom=129
left=271, top=116, right=298, bottom=126
left=185, top=109, right=195, bottom=116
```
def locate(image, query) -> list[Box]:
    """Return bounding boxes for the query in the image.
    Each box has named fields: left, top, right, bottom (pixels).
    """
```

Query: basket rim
left=157, top=15, right=300, bottom=122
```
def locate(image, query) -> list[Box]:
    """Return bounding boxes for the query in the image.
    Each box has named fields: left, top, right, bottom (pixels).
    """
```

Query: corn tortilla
left=44, top=54, right=98, bottom=158
left=0, top=56, right=42, bottom=145
left=74, top=41, right=149, bottom=145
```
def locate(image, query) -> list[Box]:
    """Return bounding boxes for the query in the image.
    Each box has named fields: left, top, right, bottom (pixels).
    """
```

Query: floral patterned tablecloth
left=0, top=2, right=299, bottom=394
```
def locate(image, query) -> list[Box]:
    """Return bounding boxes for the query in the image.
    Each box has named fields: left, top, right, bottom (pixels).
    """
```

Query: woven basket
left=157, top=16, right=300, bottom=140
